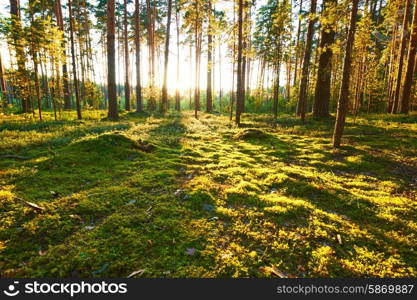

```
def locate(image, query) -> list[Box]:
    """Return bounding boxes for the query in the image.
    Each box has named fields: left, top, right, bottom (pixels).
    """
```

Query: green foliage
left=253, top=0, right=292, bottom=63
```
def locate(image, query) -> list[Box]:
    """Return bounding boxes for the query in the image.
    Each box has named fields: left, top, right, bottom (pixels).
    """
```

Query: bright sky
left=0, top=0, right=290, bottom=95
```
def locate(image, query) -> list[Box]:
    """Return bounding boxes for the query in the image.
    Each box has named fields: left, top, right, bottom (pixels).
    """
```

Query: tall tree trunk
left=135, top=0, right=143, bottom=112
left=218, top=35, right=222, bottom=113
left=77, top=6, right=87, bottom=107
left=194, top=2, right=201, bottom=118
left=10, top=0, right=29, bottom=113
left=332, top=0, right=359, bottom=147
left=83, top=1, right=95, bottom=107
left=400, top=0, right=417, bottom=114
left=82, top=0, right=94, bottom=85
left=68, top=0, right=82, bottom=119
left=240, top=0, right=248, bottom=115
left=124, top=0, right=131, bottom=111
left=293, top=0, right=303, bottom=86
left=146, top=0, right=156, bottom=111
left=117, top=19, right=122, bottom=99
left=32, top=53, right=42, bottom=121
left=387, top=23, right=399, bottom=113
left=0, top=54, right=7, bottom=110
left=175, top=5, right=181, bottom=111
left=235, top=0, right=244, bottom=126
left=51, top=59, right=58, bottom=120
left=286, top=60, right=291, bottom=100
left=273, top=57, right=281, bottom=120
left=206, top=0, right=213, bottom=113
left=313, top=0, right=336, bottom=118
left=230, top=0, right=236, bottom=121
left=297, top=0, right=317, bottom=121
left=353, top=53, right=367, bottom=118
left=107, top=0, right=118, bottom=120
left=55, top=0, right=71, bottom=109
left=256, top=58, right=266, bottom=112
left=246, top=5, right=252, bottom=100
left=39, top=55, right=50, bottom=109
left=392, top=0, right=412, bottom=113
left=189, top=43, right=193, bottom=109
left=162, top=0, right=173, bottom=114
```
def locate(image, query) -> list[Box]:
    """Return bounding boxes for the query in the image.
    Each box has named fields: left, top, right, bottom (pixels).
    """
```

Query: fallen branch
left=14, top=196, right=45, bottom=212
left=127, top=269, right=145, bottom=278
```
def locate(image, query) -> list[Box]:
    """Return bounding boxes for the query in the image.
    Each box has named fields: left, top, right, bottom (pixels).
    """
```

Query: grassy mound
left=71, top=132, right=156, bottom=153
left=233, top=128, right=271, bottom=141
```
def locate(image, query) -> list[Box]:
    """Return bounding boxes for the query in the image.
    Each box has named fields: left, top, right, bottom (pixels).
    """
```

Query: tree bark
left=194, top=2, right=202, bottom=118
left=297, top=0, right=317, bottom=121
left=218, top=36, right=222, bottom=113
left=206, top=0, right=213, bottom=113
left=400, top=0, right=417, bottom=114
left=10, top=0, right=29, bottom=113
left=0, top=54, right=7, bottom=110
left=32, top=52, right=42, bottom=121
left=124, top=0, right=131, bottom=111
left=392, top=0, right=412, bottom=113
left=51, top=59, right=58, bottom=120
left=230, top=0, right=236, bottom=121
left=240, top=0, right=248, bottom=115
left=175, top=5, right=181, bottom=111
left=391, top=0, right=411, bottom=114
left=293, top=0, right=303, bottom=87
left=387, top=23, right=399, bottom=113
left=273, top=58, right=281, bottom=120
left=162, top=0, right=173, bottom=114
left=53, top=0, right=71, bottom=110
left=135, top=0, right=143, bottom=112
left=313, top=0, right=336, bottom=118
left=189, top=43, right=193, bottom=109
left=107, top=0, right=118, bottom=120
left=332, top=0, right=359, bottom=148
left=146, top=0, right=156, bottom=111
left=68, top=0, right=82, bottom=119
left=235, top=0, right=244, bottom=126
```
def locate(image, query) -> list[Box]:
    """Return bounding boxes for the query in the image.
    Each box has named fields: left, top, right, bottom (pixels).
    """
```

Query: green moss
left=0, top=111, right=416, bottom=277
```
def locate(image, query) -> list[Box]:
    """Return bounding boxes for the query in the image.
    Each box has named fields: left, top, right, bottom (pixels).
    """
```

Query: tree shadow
left=0, top=113, right=200, bottom=277
left=0, top=120, right=134, bottom=158
left=275, top=174, right=417, bottom=270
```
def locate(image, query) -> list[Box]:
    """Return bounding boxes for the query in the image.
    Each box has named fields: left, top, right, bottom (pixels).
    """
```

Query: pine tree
left=206, top=0, right=213, bottom=113
left=135, top=0, right=143, bottom=112
left=162, top=0, right=173, bottom=114
left=392, top=0, right=412, bottom=114
left=333, top=0, right=359, bottom=147
left=313, top=0, right=336, bottom=118
left=107, top=0, right=118, bottom=120
left=297, top=0, right=317, bottom=122
left=124, top=0, right=131, bottom=111
left=400, top=0, right=417, bottom=114
left=68, top=0, right=82, bottom=119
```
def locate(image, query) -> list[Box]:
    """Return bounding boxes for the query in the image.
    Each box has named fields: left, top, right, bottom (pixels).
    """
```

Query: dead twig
left=14, top=196, right=45, bottom=212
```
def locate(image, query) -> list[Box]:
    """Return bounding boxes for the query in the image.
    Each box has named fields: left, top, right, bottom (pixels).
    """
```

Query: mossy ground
left=0, top=110, right=416, bottom=278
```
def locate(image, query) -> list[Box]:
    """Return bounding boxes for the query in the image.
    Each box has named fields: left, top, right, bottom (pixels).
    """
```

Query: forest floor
left=1, top=110, right=416, bottom=277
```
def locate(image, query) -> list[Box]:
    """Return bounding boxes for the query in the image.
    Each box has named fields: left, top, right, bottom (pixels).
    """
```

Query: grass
left=0, top=110, right=416, bottom=278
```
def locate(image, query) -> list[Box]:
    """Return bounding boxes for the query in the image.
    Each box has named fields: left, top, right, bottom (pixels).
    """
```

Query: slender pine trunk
left=161, top=0, right=172, bottom=114
left=124, top=0, right=131, bottom=111
left=68, top=0, right=82, bottom=119
left=107, top=0, right=118, bottom=120
left=332, top=0, right=359, bottom=147
left=135, top=0, right=143, bottom=112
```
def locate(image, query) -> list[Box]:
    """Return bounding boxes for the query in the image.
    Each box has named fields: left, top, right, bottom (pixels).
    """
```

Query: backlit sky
left=0, top=0, right=294, bottom=95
